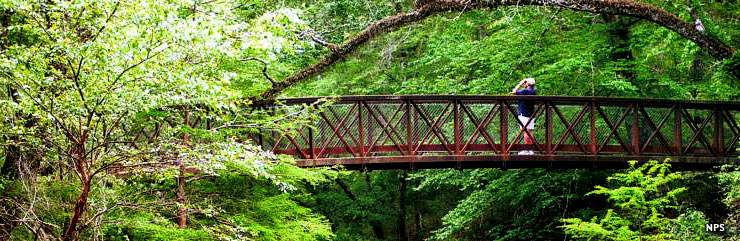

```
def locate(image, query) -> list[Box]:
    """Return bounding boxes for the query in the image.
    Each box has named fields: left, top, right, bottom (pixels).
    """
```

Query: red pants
left=522, top=128, right=534, bottom=145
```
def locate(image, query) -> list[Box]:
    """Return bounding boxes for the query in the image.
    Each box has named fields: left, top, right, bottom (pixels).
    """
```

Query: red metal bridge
left=258, top=95, right=740, bottom=170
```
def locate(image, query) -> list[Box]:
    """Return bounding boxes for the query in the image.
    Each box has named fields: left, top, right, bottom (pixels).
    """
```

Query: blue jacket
left=515, top=87, right=536, bottom=117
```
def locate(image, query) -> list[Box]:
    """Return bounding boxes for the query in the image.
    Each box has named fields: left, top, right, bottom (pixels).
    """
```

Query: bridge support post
left=715, top=108, right=724, bottom=156
left=367, top=102, right=373, bottom=155
left=632, top=104, right=641, bottom=156
left=358, top=101, right=365, bottom=157
left=406, top=101, right=415, bottom=170
left=590, top=101, right=597, bottom=155
left=546, top=101, right=552, bottom=155
left=309, top=127, right=315, bottom=159
left=675, top=106, right=682, bottom=155
left=406, top=100, right=413, bottom=156
left=454, top=100, right=461, bottom=155
left=500, top=101, right=508, bottom=156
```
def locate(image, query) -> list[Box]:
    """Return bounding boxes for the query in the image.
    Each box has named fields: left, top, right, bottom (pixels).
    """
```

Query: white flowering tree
left=0, top=0, right=328, bottom=240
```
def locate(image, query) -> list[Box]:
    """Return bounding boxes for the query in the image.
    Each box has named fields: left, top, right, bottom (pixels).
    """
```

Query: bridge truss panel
left=260, top=96, right=740, bottom=169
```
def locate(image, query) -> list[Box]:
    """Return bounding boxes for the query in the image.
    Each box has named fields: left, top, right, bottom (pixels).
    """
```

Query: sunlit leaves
left=561, top=160, right=688, bottom=241
left=0, top=0, right=335, bottom=239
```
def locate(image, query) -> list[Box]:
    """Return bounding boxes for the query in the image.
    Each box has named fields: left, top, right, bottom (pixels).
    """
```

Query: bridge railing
left=261, top=96, right=740, bottom=163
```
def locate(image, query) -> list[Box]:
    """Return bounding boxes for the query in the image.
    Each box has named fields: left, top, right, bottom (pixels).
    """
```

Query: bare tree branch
left=90, top=2, right=120, bottom=43
left=241, top=57, right=276, bottom=86
left=294, top=30, right=340, bottom=53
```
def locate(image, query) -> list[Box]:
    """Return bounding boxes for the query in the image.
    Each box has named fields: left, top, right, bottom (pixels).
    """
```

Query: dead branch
left=294, top=30, right=340, bottom=53
left=241, top=57, right=276, bottom=86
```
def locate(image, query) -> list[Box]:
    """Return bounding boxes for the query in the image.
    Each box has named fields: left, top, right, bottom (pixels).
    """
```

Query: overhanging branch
left=250, top=0, right=735, bottom=102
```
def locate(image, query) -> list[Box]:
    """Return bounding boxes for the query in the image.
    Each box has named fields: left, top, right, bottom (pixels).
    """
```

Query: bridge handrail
left=276, top=95, right=740, bottom=109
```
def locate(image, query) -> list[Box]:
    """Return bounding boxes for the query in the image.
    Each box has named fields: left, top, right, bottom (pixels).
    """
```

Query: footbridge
left=259, top=95, right=740, bottom=170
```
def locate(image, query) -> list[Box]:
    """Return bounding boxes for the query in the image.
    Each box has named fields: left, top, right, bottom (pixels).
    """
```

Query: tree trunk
left=63, top=179, right=90, bottom=241
left=371, top=221, right=386, bottom=240
left=334, top=176, right=356, bottom=201
left=690, top=51, right=706, bottom=82
left=0, top=143, right=18, bottom=179
left=414, top=208, right=423, bottom=240
left=1, top=85, right=20, bottom=179
left=330, top=174, right=386, bottom=239
left=602, top=15, right=636, bottom=82
left=0, top=146, right=19, bottom=241
left=177, top=112, right=191, bottom=228
left=63, top=151, right=90, bottom=241
left=177, top=160, right=187, bottom=228
left=398, top=171, right=408, bottom=241
left=0, top=67, right=20, bottom=241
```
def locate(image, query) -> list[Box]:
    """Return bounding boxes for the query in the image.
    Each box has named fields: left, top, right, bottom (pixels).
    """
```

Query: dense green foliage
left=562, top=160, right=690, bottom=240
left=1, top=0, right=739, bottom=240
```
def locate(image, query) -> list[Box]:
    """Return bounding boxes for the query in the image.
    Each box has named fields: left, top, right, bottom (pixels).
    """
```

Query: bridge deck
left=295, top=155, right=732, bottom=170
left=258, top=95, right=740, bottom=170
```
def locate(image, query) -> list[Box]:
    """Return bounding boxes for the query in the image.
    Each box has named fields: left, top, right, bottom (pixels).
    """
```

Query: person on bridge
left=511, top=78, right=537, bottom=155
